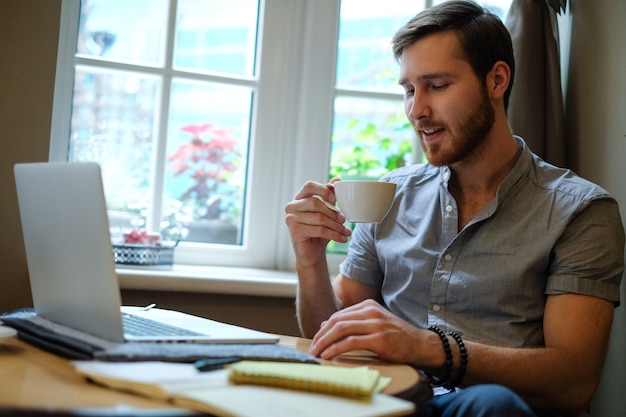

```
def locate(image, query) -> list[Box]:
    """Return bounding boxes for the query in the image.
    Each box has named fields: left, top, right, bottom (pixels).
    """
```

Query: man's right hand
left=284, top=179, right=351, bottom=268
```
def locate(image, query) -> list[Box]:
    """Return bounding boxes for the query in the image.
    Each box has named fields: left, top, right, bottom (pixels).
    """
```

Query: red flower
left=180, top=123, right=214, bottom=137
left=167, top=122, right=242, bottom=219
left=123, top=229, right=161, bottom=246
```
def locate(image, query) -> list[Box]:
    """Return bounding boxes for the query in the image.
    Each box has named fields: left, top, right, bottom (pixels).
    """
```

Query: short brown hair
left=392, top=0, right=515, bottom=110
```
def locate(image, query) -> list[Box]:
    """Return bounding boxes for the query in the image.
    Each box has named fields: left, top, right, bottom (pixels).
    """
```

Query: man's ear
left=487, top=61, right=511, bottom=100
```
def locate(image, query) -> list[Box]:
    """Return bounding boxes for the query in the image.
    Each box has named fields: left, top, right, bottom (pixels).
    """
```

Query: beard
left=416, top=85, right=495, bottom=167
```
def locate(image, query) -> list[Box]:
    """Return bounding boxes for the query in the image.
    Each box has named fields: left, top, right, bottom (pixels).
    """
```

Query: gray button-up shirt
left=339, top=138, right=624, bottom=348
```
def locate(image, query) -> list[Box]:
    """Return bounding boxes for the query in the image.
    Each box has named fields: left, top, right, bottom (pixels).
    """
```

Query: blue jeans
left=415, top=385, right=544, bottom=417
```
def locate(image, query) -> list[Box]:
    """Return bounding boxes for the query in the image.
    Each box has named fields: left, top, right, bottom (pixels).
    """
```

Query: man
left=284, top=1, right=624, bottom=416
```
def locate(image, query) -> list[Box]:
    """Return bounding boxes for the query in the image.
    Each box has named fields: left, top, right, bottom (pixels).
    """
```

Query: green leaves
left=330, top=115, right=414, bottom=180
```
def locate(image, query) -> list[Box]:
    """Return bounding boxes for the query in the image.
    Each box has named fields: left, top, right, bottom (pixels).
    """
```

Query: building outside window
left=52, top=0, right=511, bottom=271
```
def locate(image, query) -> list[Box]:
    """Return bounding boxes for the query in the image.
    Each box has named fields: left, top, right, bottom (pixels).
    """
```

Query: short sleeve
left=546, top=197, right=625, bottom=306
left=339, top=222, right=384, bottom=287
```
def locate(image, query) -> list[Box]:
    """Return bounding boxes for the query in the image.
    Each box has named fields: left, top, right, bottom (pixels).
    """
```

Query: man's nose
left=406, top=92, right=430, bottom=121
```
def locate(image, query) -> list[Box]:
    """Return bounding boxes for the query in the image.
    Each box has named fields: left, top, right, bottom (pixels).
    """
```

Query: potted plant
left=166, top=123, right=242, bottom=243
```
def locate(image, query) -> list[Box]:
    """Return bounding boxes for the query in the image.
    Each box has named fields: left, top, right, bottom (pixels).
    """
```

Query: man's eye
left=403, top=87, right=415, bottom=96
left=431, top=83, right=449, bottom=91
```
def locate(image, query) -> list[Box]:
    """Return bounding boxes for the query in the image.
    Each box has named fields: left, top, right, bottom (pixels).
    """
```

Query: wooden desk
left=0, top=334, right=431, bottom=415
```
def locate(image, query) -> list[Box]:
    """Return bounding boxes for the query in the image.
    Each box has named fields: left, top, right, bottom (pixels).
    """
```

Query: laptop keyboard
left=122, top=313, right=204, bottom=337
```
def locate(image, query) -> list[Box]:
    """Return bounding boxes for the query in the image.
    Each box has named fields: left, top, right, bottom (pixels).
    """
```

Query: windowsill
left=116, top=264, right=298, bottom=298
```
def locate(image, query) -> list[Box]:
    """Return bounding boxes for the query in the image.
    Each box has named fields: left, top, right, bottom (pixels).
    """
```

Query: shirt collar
left=495, top=136, right=531, bottom=201
left=437, top=135, right=530, bottom=199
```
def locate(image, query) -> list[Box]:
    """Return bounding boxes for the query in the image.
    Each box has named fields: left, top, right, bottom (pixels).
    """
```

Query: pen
left=194, top=357, right=241, bottom=372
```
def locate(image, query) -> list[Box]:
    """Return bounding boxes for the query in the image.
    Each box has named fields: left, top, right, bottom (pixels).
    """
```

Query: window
left=52, top=0, right=511, bottom=273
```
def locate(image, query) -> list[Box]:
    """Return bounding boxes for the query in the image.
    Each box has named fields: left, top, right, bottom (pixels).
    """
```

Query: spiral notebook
left=13, top=162, right=279, bottom=345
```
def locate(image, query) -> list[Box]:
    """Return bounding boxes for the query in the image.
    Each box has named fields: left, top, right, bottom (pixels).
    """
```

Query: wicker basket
left=112, top=241, right=178, bottom=266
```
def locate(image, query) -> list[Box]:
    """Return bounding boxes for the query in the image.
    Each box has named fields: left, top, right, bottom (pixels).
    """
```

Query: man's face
left=398, top=31, right=495, bottom=167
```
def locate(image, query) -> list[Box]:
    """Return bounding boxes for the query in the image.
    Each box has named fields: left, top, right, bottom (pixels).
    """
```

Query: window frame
left=51, top=0, right=346, bottom=275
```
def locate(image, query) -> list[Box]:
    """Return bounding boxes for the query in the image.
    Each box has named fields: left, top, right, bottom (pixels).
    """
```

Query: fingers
left=285, top=181, right=351, bottom=244
left=309, top=300, right=387, bottom=358
left=285, top=201, right=350, bottom=243
left=311, top=320, right=381, bottom=360
left=293, top=180, right=336, bottom=203
left=308, top=300, right=425, bottom=364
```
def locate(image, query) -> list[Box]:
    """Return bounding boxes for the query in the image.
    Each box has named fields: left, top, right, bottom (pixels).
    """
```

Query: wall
left=565, top=1, right=626, bottom=416
left=0, top=0, right=61, bottom=312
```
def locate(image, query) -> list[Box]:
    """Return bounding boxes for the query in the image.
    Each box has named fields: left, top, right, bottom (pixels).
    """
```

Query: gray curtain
left=505, top=0, right=565, bottom=167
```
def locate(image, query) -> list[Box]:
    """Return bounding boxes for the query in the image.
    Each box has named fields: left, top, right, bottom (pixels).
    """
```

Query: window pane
left=175, top=0, right=259, bottom=76
left=164, top=80, right=252, bottom=245
left=330, top=96, right=416, bottom=181
left=77, top=0, right=169, bottom=66
left=336, top=0, right=424, bottom=91
left=68, top=67, right=159, bottom=234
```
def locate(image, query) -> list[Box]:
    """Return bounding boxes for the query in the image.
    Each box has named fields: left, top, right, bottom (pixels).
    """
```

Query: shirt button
left=432, top=304, right=441, bottom=312
left=445, top=205, right=453, bottom=213
left=444, top=254, right=452, bottom=261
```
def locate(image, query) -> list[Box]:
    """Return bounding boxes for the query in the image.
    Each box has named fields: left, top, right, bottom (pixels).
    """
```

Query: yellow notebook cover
left=228, top=360, right=386, bottom=401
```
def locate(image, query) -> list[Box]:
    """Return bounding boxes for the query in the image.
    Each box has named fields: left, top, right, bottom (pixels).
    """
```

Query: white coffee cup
left=333, top=180, right=397, bottom=223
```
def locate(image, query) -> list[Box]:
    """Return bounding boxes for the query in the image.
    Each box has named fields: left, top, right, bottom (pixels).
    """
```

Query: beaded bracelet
left=447, top=331, right=468, bottom=388
left=426, top=325, right=453, bottom=387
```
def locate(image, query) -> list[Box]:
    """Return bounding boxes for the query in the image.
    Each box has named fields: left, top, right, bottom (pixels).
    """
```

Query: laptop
left=13, top=161, right=279, bottom=344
